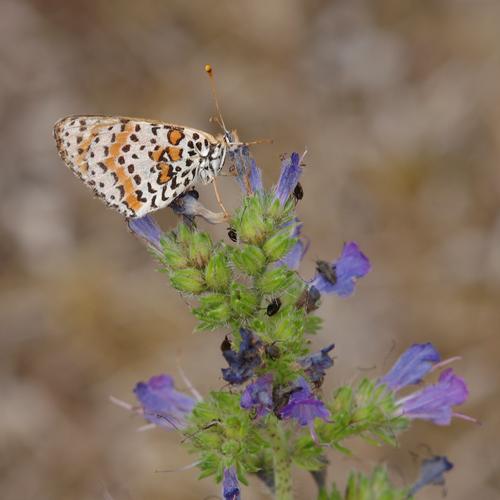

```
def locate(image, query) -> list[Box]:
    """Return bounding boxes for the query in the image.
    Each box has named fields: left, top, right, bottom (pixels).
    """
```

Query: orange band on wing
left=104, top=124, right=143, bottom=213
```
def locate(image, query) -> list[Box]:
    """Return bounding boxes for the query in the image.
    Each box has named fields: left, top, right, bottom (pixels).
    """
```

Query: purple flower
left=280, top=377, right=330, bottom=441
left=248, top=159, right=263, bottom=194
left=127, top=215, right=163, bottom=251
left=379, top=343, right=441, bottom=392
left=395, top=368, right=470, bottom=425
left=409, top=456, right=453, bottom=496
left=133, top=374, right=196, bottom=430
left=231, top=146, right=263, bottom=195
left=311, top=242, right=370, bottom=297
left=274, top=152, right=302, bottom=205
left=298, top=344, right=335, bottom=385
left=221, top=329, right=262, bottom=385
left=222, top=466, right=241, bottom=500
left=277, top=220, right=309, bottom=270
left=240, top=374, right=273, bottom=417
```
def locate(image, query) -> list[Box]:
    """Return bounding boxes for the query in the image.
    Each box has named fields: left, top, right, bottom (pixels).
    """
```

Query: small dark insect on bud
left=264, top=342, right=281, bottom=360
left=296, top=285, right=321, bottom=313
left=220, top=335, right=232, bottom=352
left=227, top=227, right=238, bottom=242
left=316, top=260, right=337, bottom=285
left=266, top=297, right=282, bottom=316
left=293, top=182, right=304, bottom=201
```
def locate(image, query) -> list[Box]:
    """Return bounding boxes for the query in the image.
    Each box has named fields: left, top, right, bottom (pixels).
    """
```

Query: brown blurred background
left=1, top=1, right=499, bottom=499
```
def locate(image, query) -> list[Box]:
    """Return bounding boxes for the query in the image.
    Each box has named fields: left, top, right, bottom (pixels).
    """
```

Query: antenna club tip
left=204, top=64, right=213, bottom=75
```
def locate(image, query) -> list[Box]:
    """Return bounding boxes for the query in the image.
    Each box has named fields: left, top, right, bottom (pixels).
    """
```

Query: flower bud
left=230, top=282, right=259, bottom=318
left=231, top=245, right=266, bottom=276
left=205, top=253, right=232, bottom=291
left=188, top=232, right=212, bottom=268
left=176, top=223, right=194, bottom=248
left=263, top=228, right=297, bottom=262
left=170, top=268, right=205, bottom=294
left=193, top=294, right=231, bottom=328
left=161, top=236, right=188, bottom=270
left=257, top=267, right=294, bottom=295
left=238, top=199, right=266, bottom=244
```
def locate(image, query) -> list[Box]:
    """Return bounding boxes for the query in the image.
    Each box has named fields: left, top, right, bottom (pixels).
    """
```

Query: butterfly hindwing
left=54, top=115, right=217, bottom=218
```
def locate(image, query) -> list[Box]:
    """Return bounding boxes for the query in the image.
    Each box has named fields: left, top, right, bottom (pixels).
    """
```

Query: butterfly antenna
left=205, top=64, right=228, bottom=134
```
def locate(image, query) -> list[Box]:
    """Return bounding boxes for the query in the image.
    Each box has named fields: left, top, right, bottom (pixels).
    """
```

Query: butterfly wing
left=54, top=115, right=219, bottom=218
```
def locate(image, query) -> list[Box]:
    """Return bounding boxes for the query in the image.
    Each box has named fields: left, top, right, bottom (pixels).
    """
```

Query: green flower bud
left=239, top=199, right=266, bottom=244
left=231, top=245, right=266, bottom=276
left=205, top=253, right=232, bottom=291
left=221, top=439, right=240, bottom=456
left=266, top=196, right=284, bottom=220
left=257, top=267, right=294, bottom=295
left=170, top=268, right=205, bottom=294
left=230, top=282, right=259, bottom=318
left=161, top=236, right=188, bottom=269
left=193, top=294, right=231, bottom=329
left=262, top=228, right=297, bottom=262
left=188, top=232, right=212, bottom=268
left=176, top=223, right=194, bottom=248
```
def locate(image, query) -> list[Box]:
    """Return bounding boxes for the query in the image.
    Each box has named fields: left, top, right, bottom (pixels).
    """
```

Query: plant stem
left=273, top=421, right=293, bottom=500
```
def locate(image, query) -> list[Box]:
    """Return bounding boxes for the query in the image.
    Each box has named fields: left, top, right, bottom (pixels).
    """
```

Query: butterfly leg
left=211, top=178, right=229, bottom=219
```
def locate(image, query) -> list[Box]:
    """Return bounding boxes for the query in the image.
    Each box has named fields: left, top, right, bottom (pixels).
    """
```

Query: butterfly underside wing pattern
left=54, top=115, right=226, bottom=218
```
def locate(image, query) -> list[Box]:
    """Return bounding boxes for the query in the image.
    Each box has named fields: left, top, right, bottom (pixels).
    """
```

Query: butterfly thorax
left=198, top=139, right=226, bottom=184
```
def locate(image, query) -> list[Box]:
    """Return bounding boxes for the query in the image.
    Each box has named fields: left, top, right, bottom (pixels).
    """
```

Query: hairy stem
left=273, top=421, right=293, bottom=500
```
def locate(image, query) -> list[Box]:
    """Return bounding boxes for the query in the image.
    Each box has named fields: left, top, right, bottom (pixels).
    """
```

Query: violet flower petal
left=127, top=215, right=163, bottom=251
left=133, top=374, right=196, bottom=430
left=279, top=377, right=330, bottom=426
left=277, top=220, right=309, bottom=270
left=222, top=466, right=241, bottom=500
left=274, top=152, right=302, bottom=205
left=248, top=158, right=263, bottom=193
left=240, top=374, right=273, bottom=418
left=397, top=368, right=469, bottom=425
left=311, top=241, right=370, bottom=297
left=298, top=344, right=335, bottom=385
left=409, top=456, right=453, bottom=496
left=379, top=343, right=441, bottom=392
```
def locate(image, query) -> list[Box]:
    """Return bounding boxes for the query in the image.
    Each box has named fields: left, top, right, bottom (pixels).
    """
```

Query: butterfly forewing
left=54, top=115, right=221, bottom=218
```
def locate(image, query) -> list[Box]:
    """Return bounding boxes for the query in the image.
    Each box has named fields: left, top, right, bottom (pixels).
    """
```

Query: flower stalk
left=114, top=151, right=475, bottom=499
left=272, top=421, right=293, bottom=500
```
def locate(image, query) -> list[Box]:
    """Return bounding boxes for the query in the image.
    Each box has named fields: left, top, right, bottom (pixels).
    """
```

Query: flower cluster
left=113, top=151, right=474, bottom=500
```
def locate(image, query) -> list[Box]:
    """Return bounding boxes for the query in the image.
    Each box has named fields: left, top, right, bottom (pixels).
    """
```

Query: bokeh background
left=1, top=1, right=499, bottom=499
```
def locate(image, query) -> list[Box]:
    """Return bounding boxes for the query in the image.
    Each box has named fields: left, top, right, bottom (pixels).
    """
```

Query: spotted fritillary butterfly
left=53, top=114, right=232, bottom=218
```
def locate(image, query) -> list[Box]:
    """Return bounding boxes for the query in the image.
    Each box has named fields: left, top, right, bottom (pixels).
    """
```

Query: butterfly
left=53, top=114, right=234, bottom=218
left=53, top=65, right=272, bottom=219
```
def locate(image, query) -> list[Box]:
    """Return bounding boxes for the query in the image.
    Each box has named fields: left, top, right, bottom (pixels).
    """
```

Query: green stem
left=273, top=421, right=293, bottom=500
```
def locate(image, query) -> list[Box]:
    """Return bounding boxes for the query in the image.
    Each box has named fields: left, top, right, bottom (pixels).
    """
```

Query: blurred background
left=1, top=1, right=499, bottom=498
